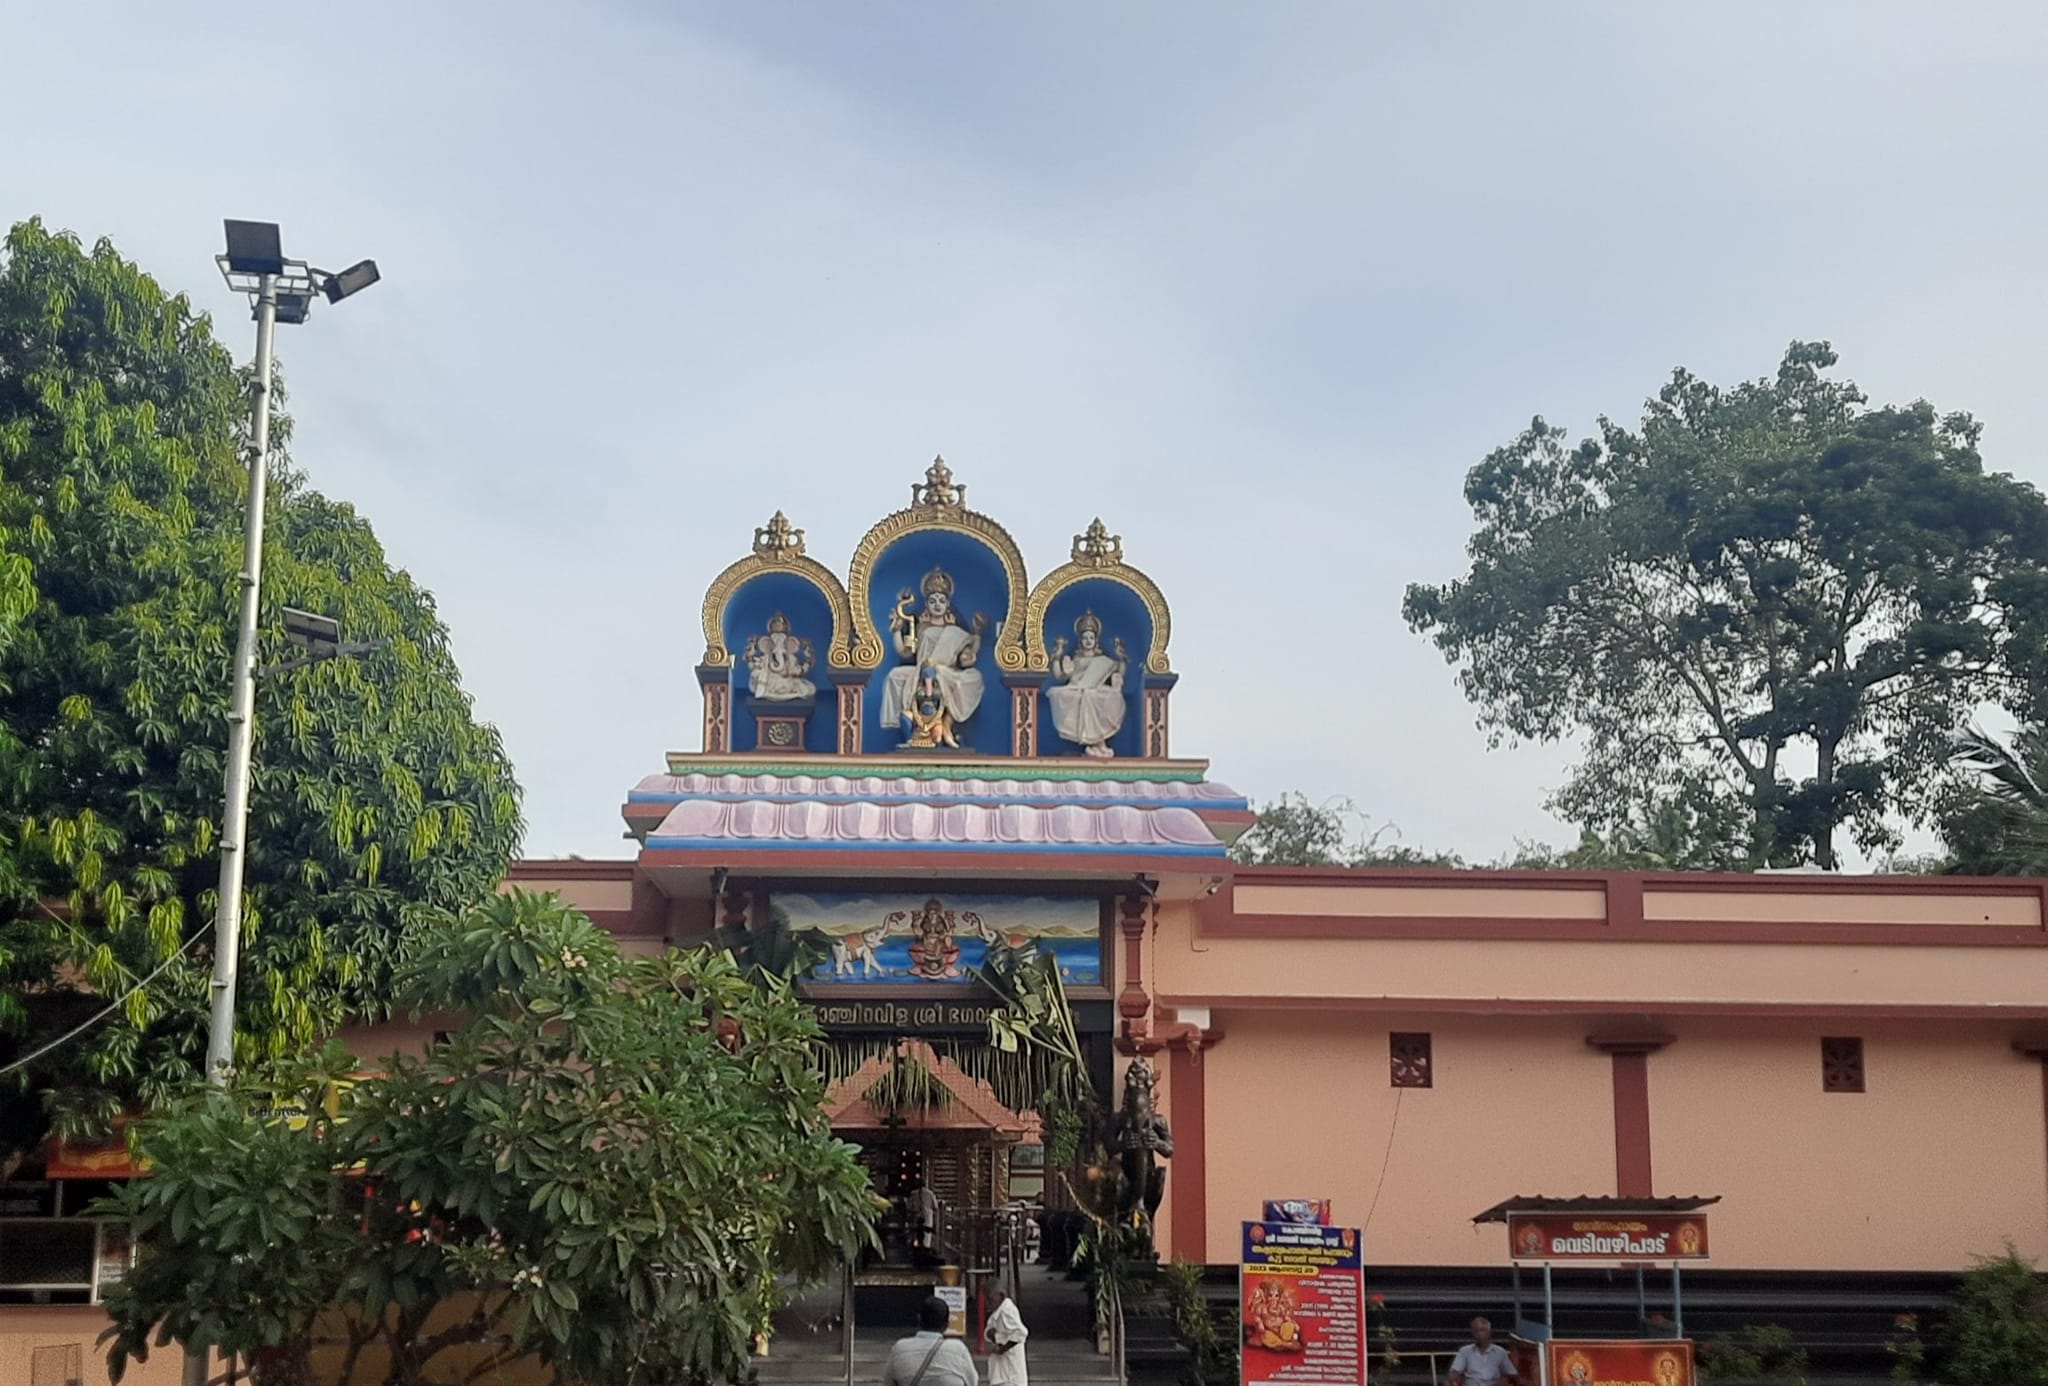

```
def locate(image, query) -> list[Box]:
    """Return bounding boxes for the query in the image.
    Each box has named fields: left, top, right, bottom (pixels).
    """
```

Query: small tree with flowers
left=98, top=890, right=877, bottom=1386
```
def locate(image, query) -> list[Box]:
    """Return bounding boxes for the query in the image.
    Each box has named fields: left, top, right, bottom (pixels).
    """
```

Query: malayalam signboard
left=1240, top=1221, right=1367, bottom=1386
left=1507, top=1213, right=1709, bottom=1262
left=1549, top=1340, right=1695, bottom=1386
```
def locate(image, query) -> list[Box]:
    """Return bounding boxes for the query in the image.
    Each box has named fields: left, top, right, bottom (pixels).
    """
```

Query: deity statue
left=879, top=566, right=989, bottom=743
left=905, top=896, right=963, bottom=979
left=743, top=612, right=816, bottom=701
left=1047, top=611, right=1128, bottom=757
left=1112, top=1057, right=1173, bottom=1230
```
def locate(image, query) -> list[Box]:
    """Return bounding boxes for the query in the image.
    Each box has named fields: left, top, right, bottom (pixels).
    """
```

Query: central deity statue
left=880, top=565, right=989, bottom=746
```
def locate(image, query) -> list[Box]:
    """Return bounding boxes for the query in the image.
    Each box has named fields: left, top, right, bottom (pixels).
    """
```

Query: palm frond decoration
left=863, top=1053, right=953, bottom=1114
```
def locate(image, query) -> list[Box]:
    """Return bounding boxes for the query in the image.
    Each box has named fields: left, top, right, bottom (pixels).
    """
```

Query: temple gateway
left=504, top=462, right=2048, bottom=1370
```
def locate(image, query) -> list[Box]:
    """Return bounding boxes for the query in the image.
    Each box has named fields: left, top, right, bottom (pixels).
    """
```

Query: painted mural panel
left=779, top=891, right=1102, bottom=984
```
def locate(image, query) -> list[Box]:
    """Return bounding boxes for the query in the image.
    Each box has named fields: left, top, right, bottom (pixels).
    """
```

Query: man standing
left=984, top=1288, right=1029, bottom=1386
left=1449, top=1318, right=1518, bottom=1386
left=885, top=1296, right=978, bottom=1386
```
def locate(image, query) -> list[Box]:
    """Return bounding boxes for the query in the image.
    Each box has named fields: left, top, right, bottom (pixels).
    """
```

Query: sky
left=5, top=2, right=2047, bottom=865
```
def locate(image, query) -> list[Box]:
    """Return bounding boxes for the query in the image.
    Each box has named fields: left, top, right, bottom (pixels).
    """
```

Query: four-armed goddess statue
left=880, top=565, right=989, bottom=747
left=1047, top=611, right=1128, bottom=757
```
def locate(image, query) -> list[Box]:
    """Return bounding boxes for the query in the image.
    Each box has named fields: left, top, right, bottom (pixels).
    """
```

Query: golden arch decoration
left=1024, top=562, right=1172, bottom=675
left=699, top=552, right=853, bottom=669
left=846, top=512, right=1030, bottom=672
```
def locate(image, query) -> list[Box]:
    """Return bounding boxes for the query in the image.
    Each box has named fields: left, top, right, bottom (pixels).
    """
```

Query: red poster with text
left=1240, top=1221, right=1367, bottom=1386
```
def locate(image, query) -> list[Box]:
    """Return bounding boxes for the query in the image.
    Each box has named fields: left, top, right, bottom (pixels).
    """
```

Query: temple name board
left=810, top=1000, right=1003, bottom=1032
left=1508, top=1212, right=1709, bottom=1261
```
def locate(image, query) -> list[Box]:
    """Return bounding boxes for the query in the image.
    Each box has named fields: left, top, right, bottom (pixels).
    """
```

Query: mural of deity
left=905, top=896, right=964, bottom=979
left=879, top=566, right=989, bottom=741
left=743, top=612, right=816, bottom=701
left=1047, top=610, right=1128, bottom=757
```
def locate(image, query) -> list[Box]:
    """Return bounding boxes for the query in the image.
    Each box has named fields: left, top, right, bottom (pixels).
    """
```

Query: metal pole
left=1635, top=1265, right=1646, bottom=1334
left=203, top=270, right=278, bottom=1085
left=1513, top=1262, right=1523, bottom=1330
left=1671, top=1263, right=1683, bottom=1340
left=1543, top=1262, right=1554, bottom=1335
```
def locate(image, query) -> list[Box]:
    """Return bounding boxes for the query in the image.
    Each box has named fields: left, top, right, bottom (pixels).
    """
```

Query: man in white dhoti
left=983, top=1288, right=1028, bottom=1386
left=1046, top=612, right=1128, bottom=757
left=881, top=566, right=989, bottom=742
left=743, top=612, right=816, bottom=700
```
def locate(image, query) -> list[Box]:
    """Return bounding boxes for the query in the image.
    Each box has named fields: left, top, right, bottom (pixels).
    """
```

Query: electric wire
left=1362, top=1085, right=1405, bottom=1235
left=0, top=923, right=211, bottom=1079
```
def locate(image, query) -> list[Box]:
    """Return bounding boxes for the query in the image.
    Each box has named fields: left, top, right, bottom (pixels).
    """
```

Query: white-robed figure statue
left=880, top=566, right=989, bottom=745
left=743, top=612, right=816, bottom=700
left=1047, top=611, right=1128, bottom=757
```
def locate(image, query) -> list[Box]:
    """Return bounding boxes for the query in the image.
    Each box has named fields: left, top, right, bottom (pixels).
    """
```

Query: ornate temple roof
left=643, top=797, right=1229, bottom=854
left=634, top=458, right=1245, bottom=872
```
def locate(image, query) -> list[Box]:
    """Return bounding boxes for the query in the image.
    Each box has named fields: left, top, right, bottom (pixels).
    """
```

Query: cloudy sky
left=6, top=2, right=2046, bottom=864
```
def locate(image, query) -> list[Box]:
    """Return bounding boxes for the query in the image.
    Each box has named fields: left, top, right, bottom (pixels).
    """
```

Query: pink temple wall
left=1196, top=1011, right=1616, bottom=1266
left=1650, top=1018, right=2048, bottom=1269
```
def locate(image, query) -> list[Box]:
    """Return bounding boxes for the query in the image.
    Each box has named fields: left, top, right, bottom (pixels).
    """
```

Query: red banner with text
left=1507, top=1213, right=1708, bottom=1261
left=1549, top=1340, right=1695, bottom=1386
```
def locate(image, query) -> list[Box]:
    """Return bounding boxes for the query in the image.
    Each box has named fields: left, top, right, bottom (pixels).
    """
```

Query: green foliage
left=0, top=218, right=521, bottom=1156
left=1230, top=794, right=1463, bottom=867
left=712, top=901, right=832, bottom=983
left=1941, top=1248, right=2048, bottom=1386
left=1405, top=341, right=2048, bottom=870
left=1938, top=726, right=2048, bottom=875
left=1887, top=1311, right=1927, bottom=1386
left=1699, top=1324, right=1809, bottom=1385
left=1163, top=1258, right=1235, bottom=1386
left=973, top=932, right=1093, bottom=1166
left=96, top=890, right=878, bottom=1386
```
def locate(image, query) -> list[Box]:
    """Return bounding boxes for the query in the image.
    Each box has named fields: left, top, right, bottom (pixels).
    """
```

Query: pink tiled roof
left=645, top=799, right=1224, bottom=852
left=629, top=772, right=1247, bottom=808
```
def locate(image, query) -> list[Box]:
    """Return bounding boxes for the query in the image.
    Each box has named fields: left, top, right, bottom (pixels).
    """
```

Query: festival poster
left=777, top=891, right=1103, bottom=984
left=1549, top=1340, right=1695, bottom=1386
left=1241, top=1221, right=1367, bottom=1386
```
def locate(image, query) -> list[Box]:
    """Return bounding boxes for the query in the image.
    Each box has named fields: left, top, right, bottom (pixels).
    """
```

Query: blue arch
left=1041, top=577, right=1153, bottom=759
left=865, top=529, right=1015, bottom=756
left=722, top=572, right=838, bottom=754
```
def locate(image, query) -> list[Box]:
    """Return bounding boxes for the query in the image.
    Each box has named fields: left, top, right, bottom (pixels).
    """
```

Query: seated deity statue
left=1047, top=611, right=1128, bottom=757
left=743, top=612, right=816, bottom=701
left=879, top=566, right=988, bottom=739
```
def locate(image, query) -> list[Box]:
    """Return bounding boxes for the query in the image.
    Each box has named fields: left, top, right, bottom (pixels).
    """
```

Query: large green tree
left=0, top=219, right=521, bottom=1158
left=99, top=891, right=877, bottom=1386
left=1404, top=342, right=2048, bottom=869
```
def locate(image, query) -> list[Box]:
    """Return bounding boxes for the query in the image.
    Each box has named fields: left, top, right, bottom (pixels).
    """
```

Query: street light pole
left=202, top=221, right=379, bottom=1087
left=203, top=269, right=278, bottom=1086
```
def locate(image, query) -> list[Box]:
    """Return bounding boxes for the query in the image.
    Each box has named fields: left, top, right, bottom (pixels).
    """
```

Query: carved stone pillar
left=1141, top=672, right=1178, bottom=758
left=696, top=664, right=731, bottom=753
left=829, top=669, right=868, bottom=756
left=1005, top=673, right=1051, bottom=759
left=1117, top=894, right=1152, bottom=1044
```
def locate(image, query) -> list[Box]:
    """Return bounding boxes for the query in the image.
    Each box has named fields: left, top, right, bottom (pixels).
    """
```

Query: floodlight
left=222, top=220, right=285, bottom=275
left=273, top=291, right=315, bottom=325
left=321, top=259, right=380, bottom=303
left=282, top=607, right=342, bottom=652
